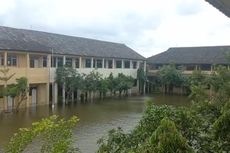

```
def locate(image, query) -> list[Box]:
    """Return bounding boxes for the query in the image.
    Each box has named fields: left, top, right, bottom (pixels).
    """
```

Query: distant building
left=0, top=26, right=145, bottom=111
left=146, top=46, right=230, bottom=94
left=147, top=46, right=230, bottom=75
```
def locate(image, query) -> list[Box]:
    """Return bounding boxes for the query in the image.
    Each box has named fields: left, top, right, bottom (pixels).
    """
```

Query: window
left=108, top=60, right=113, bottom=69
left=75, top=58, right=79, bottom=68
left=116, top=60, right=122, bottom=68
left=51, top=57, right=57, bottom=67
left=85, top=59, right=91, bottom=68
left=30, top=57, right=35, bottom=68
left=200, top=64, right=211, bottom=71
left=133, top=79, right=137, bottom=87
left=96, top=59, right=102, bottom=68
left=57, top=57, right=63, bottom=67
left=65, top=57, right=72, bottom=67
left=7, top=55, right=17, bottom=66
left=124, top=61, right=130, bottom=68
left=43, top=56, right=47, bottom=67
left=133, top=61, right=137, bottom=69
left=186, top=65, right=196, bottom=71
left=30, top=56, right=40, bottom=68
left=0, top=54, right=4, bottom=66
left=93, top=59, right=96, bottom=68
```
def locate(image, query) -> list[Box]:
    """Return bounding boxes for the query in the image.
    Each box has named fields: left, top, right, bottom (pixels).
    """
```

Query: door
left=32, top=88, right=37, bottom=107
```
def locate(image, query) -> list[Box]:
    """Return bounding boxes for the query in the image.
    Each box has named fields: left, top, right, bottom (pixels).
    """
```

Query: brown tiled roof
left=0, top=26, right=145, bottom=60
left=147, top=46, right=230, bottom=64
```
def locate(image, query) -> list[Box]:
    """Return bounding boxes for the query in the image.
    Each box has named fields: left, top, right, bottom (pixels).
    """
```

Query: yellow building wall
left=17, top=54, right=27, bottom=67
left=37, top=83, right=48, bottom=105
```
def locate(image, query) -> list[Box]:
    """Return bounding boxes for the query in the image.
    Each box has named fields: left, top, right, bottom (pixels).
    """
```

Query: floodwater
left=0, top=94, right=190, bottom=153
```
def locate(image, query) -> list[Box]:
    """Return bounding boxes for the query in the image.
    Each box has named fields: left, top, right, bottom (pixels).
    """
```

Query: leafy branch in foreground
left=5, top=115, right=79, bottom=153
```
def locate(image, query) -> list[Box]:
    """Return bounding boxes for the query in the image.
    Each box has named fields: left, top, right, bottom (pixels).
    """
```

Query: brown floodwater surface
left=0, top=94, right=190, bottom=153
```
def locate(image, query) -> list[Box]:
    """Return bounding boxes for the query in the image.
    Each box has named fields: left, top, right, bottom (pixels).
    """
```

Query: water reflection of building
left=0, top=26, right=145, bottom=111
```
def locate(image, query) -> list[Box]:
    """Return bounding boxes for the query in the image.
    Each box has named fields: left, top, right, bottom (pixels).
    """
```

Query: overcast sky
left=0, top=0, right=230, bottom=57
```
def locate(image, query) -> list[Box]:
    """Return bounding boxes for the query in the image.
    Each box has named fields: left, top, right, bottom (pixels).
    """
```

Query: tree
left=5, top=115, right=79, bottom=153
left=97, top=78, right=108, bottom=99
left=137, top=68, right=146, bottom=94
left=106, top=73, right=116, bottom=96
left=139, top=118, right=193, bottom=153
left=56, top=66, right=83, bottom=103
left=157, top=64, right=184, bottom=94
left=114, top=73, right=134, bottom=96
left=7, top=77, right=28, bottom=112
left=0, top=66, right=15, bottom=111
left=83, top=71, right=102, bottom=100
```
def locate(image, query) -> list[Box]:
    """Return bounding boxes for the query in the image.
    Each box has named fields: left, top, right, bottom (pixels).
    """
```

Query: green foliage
left=139, top=118, right=193, bottom=153
left=56, top=66, right=83, bottom=102
left=56, top=67, right=135, bottom=102
left=137, top=68, right=146, bottom=94
left=5, top=115, right=79, bottom=153
left=114, top=73, right=134, bottom=96
left=156, top=64, right=185, bottom=94
left=97, top=63, right=230, bottom=153
left=97, top=103, right=200, bottom=153
left=189, top=84, right=208, bottom=103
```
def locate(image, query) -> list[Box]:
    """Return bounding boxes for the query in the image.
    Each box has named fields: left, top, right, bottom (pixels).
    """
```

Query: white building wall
left=49, top=68, right=138, bottom=82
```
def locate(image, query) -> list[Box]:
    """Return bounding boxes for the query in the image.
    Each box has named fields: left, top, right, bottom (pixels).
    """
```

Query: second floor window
left=0, top=54, right=4, bottom=66
left=75, top=58, right=79, bottom=68
left=65, top=58, right=72, bottom=67
left=124, top=61, right=130, bottom=68
left=43, top=56, right=47, bottom=67
left=133, top=61, right=137, bottom=69
left=57, top=57, right=63, bottom=67
left=85, top=59, right=91, bottom=68
left=51, top=57, right=57, bottom=67
left=7, top=55, right=17, bottom=66
left=96, top=59, right=102, bottom=68
left=116, top=60, right=122, bottom=68
left=108, top=60, right=113, bottom=68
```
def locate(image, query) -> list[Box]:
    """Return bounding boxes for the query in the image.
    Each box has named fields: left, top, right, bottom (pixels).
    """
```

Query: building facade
left=146, top=46, right=230, bottom=94
left=0, top=26, right=145, bottom=111
left=147, top=46, right=230, bottom=75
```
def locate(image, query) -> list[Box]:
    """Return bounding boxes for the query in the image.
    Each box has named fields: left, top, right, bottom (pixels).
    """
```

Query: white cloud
left=0, top=0, right=230, bottom=57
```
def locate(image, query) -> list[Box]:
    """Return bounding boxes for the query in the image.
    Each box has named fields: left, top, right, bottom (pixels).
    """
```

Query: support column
left=79, top=57, right=82, bottom=68
left=63, top=56, right=66, bottom=66
left=4, top=51, right=7, bottom=66
left=144, top=61, right=147, bottom=72
left=130, top=60, right=133, bottom=69
left=91, top=57, right=94, bottom=68
left=26, top=53, right=30, bottom=107
left=3, top=52, right=7, bottom=111
left=47, top=55, right=51, bottom=104
left=72, top=58, right=76, bottom=69
left=143, top=61, right=147, bottom=95
left=102, top=58, right=105, bottom=69
left=137, top=61, right=140, bottom=69
left=112, top=59, right=115, bottom=69
left=52, top=82, right=58, bottom=105
left=62, top=84, right=66, bottom=104
left=121, top=59, right=124, bottom=69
